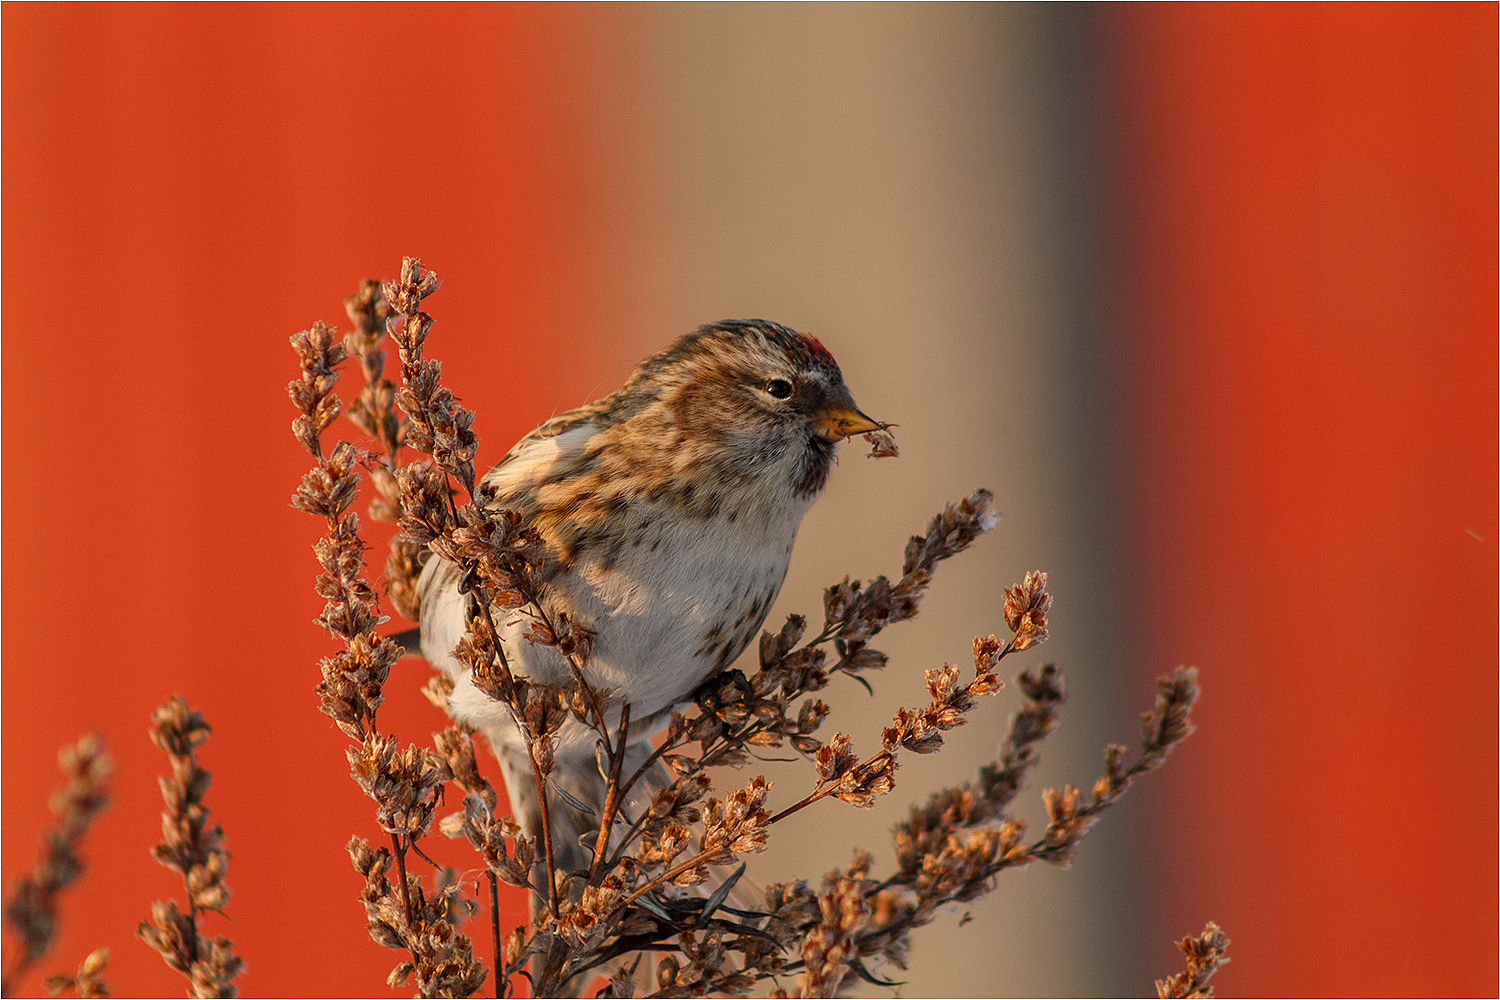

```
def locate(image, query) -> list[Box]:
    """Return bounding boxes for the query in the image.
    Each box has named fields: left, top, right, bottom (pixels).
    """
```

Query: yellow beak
left=816, top=405, right=882, bottom=442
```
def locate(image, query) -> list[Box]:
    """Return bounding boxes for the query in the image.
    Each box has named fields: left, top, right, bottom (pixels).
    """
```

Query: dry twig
left=291, top=299, right=488, bottom=997
left=138, top=698, right=243, bottom=999
left=1156, top=922, right=1231, bottom=999
left=2, top=735, right=112, bottom=998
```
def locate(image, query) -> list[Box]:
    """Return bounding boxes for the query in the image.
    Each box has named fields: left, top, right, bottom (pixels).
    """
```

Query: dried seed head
left=701, top=777, right=773, bottom=860
left=815, top=734, right=858, bottom=784
left=864, top=427, right=900, bottom=459
left=1156, top=922, right=1231, bottom=999
left=1003, top=571, right=1051, bottom=650
left=902, top=489, right=998, bottom=577
left=5, top=734, right=112, bottom=979
left=139, top=700, right=244, bottom=997
left=831, top=754, right=898, bottom=808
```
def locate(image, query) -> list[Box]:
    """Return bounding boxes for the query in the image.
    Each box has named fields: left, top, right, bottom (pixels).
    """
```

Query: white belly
left=422, top=507, right=798, bottom=758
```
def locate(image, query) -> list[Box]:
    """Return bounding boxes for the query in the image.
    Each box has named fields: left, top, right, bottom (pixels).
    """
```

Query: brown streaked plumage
left=417, top=319, right=882, bottom=876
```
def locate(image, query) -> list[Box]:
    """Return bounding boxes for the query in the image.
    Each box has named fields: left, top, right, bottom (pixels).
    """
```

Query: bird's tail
left=496, top=736, right=763, bottom=901
left=493, top=734, right=766, bottom=995
left=389, top=626, right=423, bottom=657
left=494, top=737, right=672, bottom=903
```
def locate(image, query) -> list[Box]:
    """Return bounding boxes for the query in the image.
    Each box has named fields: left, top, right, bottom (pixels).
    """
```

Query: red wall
left=1114, top=5, right=1498, bottom=993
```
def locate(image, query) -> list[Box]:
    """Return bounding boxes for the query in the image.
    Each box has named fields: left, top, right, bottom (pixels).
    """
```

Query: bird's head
left=602, top=319, right=884, bottom=503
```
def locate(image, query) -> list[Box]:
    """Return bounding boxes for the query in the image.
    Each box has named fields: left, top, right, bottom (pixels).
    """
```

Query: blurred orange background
left=3, top=5, right=1494, bottom=997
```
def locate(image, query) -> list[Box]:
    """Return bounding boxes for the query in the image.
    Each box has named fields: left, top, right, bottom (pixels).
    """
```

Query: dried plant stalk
left=138, top=698, right=243, bottom=999
left=290, top=304, right=488, bottom=998
left=1156, top=922, right=1231, bottom=999
left=374, top=259, right=621, bottom=991
left=2, top=735, right=112, bottom=998
left=292, top=258, right=1209, bottom=998
left=342, top=277, right=428, bottom=621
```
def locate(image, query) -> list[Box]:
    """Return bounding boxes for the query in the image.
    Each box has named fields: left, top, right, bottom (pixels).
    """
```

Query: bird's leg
left=728, top=670, right=757, bottom=710
left=693, top=668, right=753, bottom=723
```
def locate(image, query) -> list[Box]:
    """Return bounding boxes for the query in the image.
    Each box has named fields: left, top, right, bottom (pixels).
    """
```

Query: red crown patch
left=795, top=331, right=835, bottom=365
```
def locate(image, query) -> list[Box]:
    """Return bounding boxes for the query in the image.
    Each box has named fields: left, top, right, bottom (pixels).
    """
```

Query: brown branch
left=528, top=755, right=560, bottom=921
left=293, top=299, right=484, bottom=997
left=587, top=704, right=632, bottom=887
left=764, top=771, right=866, bottom=827
left=614, top=854, right=720, bottom=914
left=390, top=833, right=415, bottom=930
left=486, top=873, right=503, bottom=1000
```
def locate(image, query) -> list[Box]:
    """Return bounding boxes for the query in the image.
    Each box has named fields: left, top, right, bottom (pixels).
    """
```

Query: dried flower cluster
left=38, top=947, right=111, bottom=999
left=290, top=268, right=493, bottom=996
left=343, top=279, right=428, bottom=622
left=1156, top=922, right=1232, bottom=999
left=350, top=838, right=487, bottom=997
left=787, top=873, right=868, bottom=998
left=138, top=698, right=243, bottom=999
left=292, top=258, right=1209, bottom=997
left=2, top=735, right=112, bottom=998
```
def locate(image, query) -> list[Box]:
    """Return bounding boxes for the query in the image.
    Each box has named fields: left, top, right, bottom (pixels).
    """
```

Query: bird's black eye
left=766, top=378, right=793, bottom=399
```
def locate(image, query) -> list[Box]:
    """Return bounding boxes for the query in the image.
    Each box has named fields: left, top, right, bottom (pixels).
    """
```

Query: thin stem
left=391, top=832, right=415, bottom=929
left=471, top=589, right=516, bottom=686
left=766, top=785, right=836, bottom=826
left=185, top=898, right=201, bottom=969
left=586, top=703, right=631, bottom=887
left=527, top=755, right=559, bottom=920
left=766, top=749, right=899, bottom=826
left=604, top=803, right=652, bottom=871
left=613, top=851, right=718, bottom=914
left=444, top=478, right=462, bottom=527
left=486, top=871, right=502, bottom=1000
left=409, top=838, right=443, bottom=870
left=512, top=587, right=610, bottom=739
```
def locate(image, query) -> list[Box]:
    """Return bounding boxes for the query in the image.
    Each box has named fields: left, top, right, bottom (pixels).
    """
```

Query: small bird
left=416, top=319, right=883, bottom=878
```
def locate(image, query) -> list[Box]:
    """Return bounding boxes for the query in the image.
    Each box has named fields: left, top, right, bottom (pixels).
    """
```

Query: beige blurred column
left=582, top=6, right=1142, bottom=995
